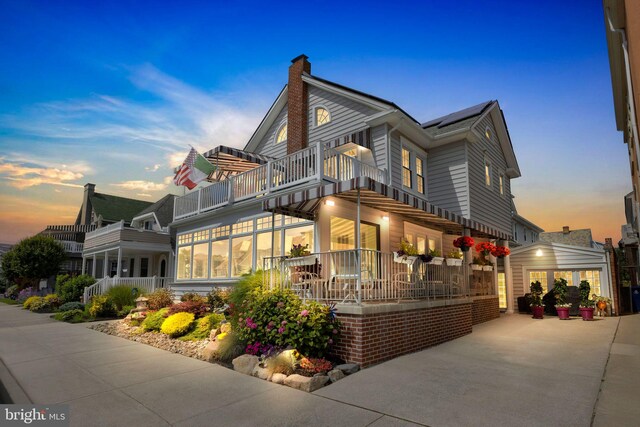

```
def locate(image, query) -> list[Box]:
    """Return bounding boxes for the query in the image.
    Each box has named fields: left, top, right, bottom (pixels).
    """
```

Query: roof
left=89, top=193, right=153, bottom=223
left=539, top=229, right=595, bottom=248
left=203, top=145, right=273, bottom=181
left=133, top=194, right=175, bottom=228
left=421, top=101, right=493, bottom=137
left=513, top=213, right=544, bottom=233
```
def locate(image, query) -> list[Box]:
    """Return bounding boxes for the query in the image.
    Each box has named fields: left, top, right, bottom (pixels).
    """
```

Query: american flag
left=173, top=148, right=198, bottom=189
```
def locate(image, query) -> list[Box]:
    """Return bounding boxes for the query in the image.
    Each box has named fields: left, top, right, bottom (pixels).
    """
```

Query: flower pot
left=531, top=305, right=544, bottom=319
left=470, top=264, right=483, bottom=271
left=461, top=246, right=469, bottom=252
left=445, top=258, right=463, bottom=267
left=482, top=265, right=493, bottom=271
left=556, top=307, right=570, bottom=320
left=429, top=257, right=444, bottom=265
left=394, top=253, right=418, bottom=265
left=579, top=307, right=595, bottom=321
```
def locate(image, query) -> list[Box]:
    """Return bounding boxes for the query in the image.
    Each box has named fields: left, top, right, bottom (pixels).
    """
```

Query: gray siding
left=370, top=124, right=388, bottom=173
left=426, top=141, right=469, bottom=217
left=253, top=104, right=288, bottom=158
left=467, top=115, right=512, bottom=236
left=389, top=132, right=402, bottom=189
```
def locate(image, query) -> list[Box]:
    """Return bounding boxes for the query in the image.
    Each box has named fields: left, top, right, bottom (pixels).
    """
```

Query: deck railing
left=85, top=220, right=125, bottom=239
left=82, top=276, right=169, bottom=303
left=263, top=249, right=473, bottom=305
left=174, top=144, right=387, bottom=220
left=59, top=241, right=84, bottom=254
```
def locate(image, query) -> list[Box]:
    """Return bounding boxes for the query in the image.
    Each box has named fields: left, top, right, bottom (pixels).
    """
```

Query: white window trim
left=498, top=170, right=505, bottom=196
left=485, top=125, right=492, bottom=140
left=275, top=120, right=287, bottom=145
left=416, top=154, right=426, bottom=194
left=314, top=105, right=331, bottom=127
left=484, top=156, right=492, bottom=188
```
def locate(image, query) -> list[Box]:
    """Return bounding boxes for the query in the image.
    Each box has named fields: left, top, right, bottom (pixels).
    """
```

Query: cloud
left=145, top=164, right=162, bottom=172
left=0, top=159, right=85, bottom=189
left=136, top=193, right=152, bottom=198
left=111, top=180, right=167, bottom=191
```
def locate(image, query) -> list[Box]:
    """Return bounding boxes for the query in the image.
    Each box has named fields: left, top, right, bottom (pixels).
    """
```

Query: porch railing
left=82, top=276, right=169, bottom=303
left=174, top=143, right=387, bottom=220
left=59, top=240, right=84, bottom=253
left=263, top=249, right=472, bottom=304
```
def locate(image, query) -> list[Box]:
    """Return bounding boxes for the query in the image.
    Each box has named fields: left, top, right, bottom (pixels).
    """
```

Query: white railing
left=174, top=144, right=386, bottom=220
left=85, top=220, right=125, bottom=239
left=82, top=276, right=169, bottom=303
left=263, top=249, right=474, bottom=304
left=59, top=241, right=84, bottom=253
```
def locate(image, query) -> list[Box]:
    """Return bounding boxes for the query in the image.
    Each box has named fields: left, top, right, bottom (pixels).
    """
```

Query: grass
left=0, top=298, right=19, bottom=305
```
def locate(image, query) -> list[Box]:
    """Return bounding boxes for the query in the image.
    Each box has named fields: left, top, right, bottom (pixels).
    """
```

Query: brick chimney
left=287, top=54, right=311, bottom=154
left=562, top=226, right=570, bottom=234
left=80, top=183, right=95, bottom=225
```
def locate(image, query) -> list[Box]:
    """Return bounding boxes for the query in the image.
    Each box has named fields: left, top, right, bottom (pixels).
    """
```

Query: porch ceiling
left=264, top=177, right=510, bottom=240
left=202, top=145, right=273, bottom=181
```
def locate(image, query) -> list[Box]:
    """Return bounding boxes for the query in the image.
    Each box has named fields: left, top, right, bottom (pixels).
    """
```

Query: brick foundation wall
left=331, top=302, right=472, bottom=367
left=471, top=296, right=500, bottom=325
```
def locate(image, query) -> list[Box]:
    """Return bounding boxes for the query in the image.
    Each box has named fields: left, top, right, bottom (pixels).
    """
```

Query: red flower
left=475, top=242, right=496, bottom=254
left=491, top=246, right=511, bottom=257
left=453, top=236, right=475, bottom=249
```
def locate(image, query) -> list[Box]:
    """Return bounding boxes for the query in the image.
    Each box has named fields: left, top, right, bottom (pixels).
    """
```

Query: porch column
left=117, top=247, right=122, bottom=278
left=92, top=254, right=97, bottom=277
left=81, top=257, right=86, bottom=275
left=103, top=251, right=109, bottom=278
left=356, top=188, right=362, bottom=303
left=503, top=240, right=514, bottom=314
left=463, top=228, right=472, bottom=295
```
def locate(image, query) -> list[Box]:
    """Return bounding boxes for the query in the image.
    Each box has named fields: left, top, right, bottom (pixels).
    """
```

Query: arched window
left=485, top=126, right=492, bottom=140
left=315, top=107, right=331, bottom=127
left=275, top=123, right=287, bottom=144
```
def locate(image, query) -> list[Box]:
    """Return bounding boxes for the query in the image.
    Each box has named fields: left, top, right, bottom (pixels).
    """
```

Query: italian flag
left=173, top=148, right=216, bottom=190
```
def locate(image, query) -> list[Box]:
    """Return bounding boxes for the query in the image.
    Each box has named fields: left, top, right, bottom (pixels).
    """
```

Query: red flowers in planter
left=491, top=245, right=511, bottom=258
left=453, top=236, right=475, bottom=251
left=475, top=241, right=496, bottom=255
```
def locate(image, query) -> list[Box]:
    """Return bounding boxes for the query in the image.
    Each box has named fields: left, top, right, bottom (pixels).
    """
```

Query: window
left=485, top=126, right=492, bottom=140
left=231, top=235, right=253, bottom=276
left=553, top=271, right=573, bottom=287
left=484, top=157, right=492, bottom=187
left=416, top=157, right=425, bottom=194
left=284, top=224, right=314, bottom=255
left=140, top=258, right=149, bottom=277
left=498, top=272, right=506, bottom=309
left=194, top=230, right=209, bottom=242
left=579, top=270, right=602, bottom=295
left=402, top=148, right=411, bottom=187
left=529, top=271, right=548, bottom=293
left=315, top=107, right=331, bottom=126
left=256, top=231, right=281, bottom=270
left=499, top=174, right=504, bottom=195
left=192, top=243, right=209, bottom=279
left=275, top=123, right=287, bottom=144
left=144, top=220, right=153, bottom=230
left=178, top=233, right=192, bottom=245
left=210, top=240, right=229, bottom=278
left=211, top=225, right=230, bottom=239
left=233, top=220, right=254, bottom=235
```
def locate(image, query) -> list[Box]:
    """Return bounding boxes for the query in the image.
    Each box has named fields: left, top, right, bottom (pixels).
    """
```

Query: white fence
left=83, top=276, right=169, bottom=303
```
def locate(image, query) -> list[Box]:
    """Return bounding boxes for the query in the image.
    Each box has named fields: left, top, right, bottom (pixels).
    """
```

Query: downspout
left=605, top=250, right=616, bottom=315
left=386, top=113, right=404, bottom=184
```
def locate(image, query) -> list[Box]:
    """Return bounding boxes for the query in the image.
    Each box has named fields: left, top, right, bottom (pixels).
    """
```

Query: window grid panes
left=485, top=159, right=491, bottom=187
left=233, top=220, right=254, bottom=235
left=402, top=148, right=411, bottom=188
left=276, top=123, right=287, bottom=144
left=194, top=230, right=209, bottom=242
left=498, top=273, right=506, bottom=309
left=416, top=157, right=425, bottom=194
left=316, top=107, right=331, bottom=126
left=211, top=225, right=230, bottom=239
left=499, top=174, right=504, bottom=195
left=178, top=233, right=192, bottom=245
left=553, top=271, right=573, bottom=287
left=529, top=271, right=548, bottom=293
left=579, top=270, right=601, bottom=295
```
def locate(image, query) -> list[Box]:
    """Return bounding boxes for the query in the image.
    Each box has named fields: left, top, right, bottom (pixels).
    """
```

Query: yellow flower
left=216, top=332, right=228, bottom=341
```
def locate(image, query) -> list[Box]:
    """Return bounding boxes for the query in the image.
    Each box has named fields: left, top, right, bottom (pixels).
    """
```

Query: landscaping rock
left=335, top=363, right=360, bottom=375
left=284, top=374, right=329, bottom=392
left=271, top=373, right=287, bottom=384
left=232, top=355, right=259, bottom=375
left=202, top=340, right=220, bottom=362
left=327, top=369, right=345, bottom=383
left=252, top=365, right=271, bottom=380
left=209, top=328, right=219, bottom=341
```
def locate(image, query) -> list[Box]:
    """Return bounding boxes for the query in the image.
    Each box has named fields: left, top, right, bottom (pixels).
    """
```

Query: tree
left=1, top=235, right=66, bottom=287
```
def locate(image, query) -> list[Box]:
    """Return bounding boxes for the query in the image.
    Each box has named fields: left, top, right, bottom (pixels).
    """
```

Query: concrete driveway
left=1, top=302, right=632, bottom=426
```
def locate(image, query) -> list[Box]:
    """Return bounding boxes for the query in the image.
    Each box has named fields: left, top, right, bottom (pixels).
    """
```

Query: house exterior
left=511, top=200, right=544, bottom=247
left=167, top=55, right=525, bottom=365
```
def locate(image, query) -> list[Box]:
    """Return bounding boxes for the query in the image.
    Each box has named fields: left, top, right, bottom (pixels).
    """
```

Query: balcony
left=173, top=144, right=387, bottom=220
left=59, top=240, right=84, bottom=254
left=83, top=220, right=171, bottom=252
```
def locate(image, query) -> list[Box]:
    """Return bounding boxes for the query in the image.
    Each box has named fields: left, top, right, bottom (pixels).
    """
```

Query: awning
left=264, top=177, right=511, bottom=240
left=202, top=146, right=274, bottom=181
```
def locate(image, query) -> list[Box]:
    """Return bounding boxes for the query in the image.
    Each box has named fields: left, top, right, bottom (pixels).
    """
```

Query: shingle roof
left=90, top=193, right=153, bottom=223
left=134, top=194, right=175, bottom=228
left=421, top=101, right=494, bottom=137
left=539, top=229, right=594, bottom=248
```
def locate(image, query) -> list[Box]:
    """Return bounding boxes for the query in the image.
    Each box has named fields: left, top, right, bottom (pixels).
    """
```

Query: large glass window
left=256, top=231, right=281, bottom=270
left=402, top=148, right=411, bottom=188
left=553, top=271, right=573, bottom=287
left=579, top=270, right=601, bottom=295
left=529, top=271, right=548, bottom=293
left=210, top=240, right=229, bottom=278
left=331, top=217, right=355, bottom=250
left=416, top=157, right=425, bottom=194
left=177, top=247, right=191, bottom=279
left=231, top=235, right=253, bottom=277
left=498, top=272, right=506, bottom=309
left=284, top=224, right=314, bottom=255
left=192, top=243, right=209, bottom=279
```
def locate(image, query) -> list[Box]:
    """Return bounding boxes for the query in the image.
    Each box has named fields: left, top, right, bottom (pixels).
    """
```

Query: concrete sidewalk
left=0, top=302, right=633, bottom=426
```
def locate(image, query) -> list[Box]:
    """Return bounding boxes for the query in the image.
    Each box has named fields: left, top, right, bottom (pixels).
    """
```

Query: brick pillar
left=287, top=54, right=311, bottom=154
left=604, top=238, right=621, bottom=315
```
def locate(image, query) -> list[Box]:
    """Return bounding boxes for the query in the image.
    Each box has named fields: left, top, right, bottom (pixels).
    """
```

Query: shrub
left=579, top=280, right=594, bottom=308
left=161, top=312, right=195, bottom=338
left=54, top=309, right=85, bottom=323
left=58, top=275, right=95, bottom=303
left=212, top=330, right=244, bottom=363
left=147, top=288, right=174, bottom=310
left=54, top=274, right=70, bottom=294
left=168, top=300, right=210, bottom=318
left=4, top=284, right=19, bottom=300
left=264, top=349, right=298, bottom=376
left=141, top=307, right=170, bottom=332
left=228, top=271, right=266, bottom=324
left=180, top=292, right=206, bottom=303
left=207, top=288, right=230, bottom=309
left=16, top=287, right=38, bottom=303
left=553, top=278, right=569, bottom=306
left=180, top=313, right=226, bottom=341
left=299, top=357, right=333, bottom=375
left=106, top=285, right=140, bottom=310
left=23, top=296, right=42, bottom=310
left=119, top=305, right=135, bottom=317
left=58, top=302, right=84, bottom=312
left=88, top=295, right=117, bottom=318
left=1, top=235, right=66, bottom=287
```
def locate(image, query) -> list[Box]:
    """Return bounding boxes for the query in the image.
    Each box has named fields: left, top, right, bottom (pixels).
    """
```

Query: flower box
left=393, top=253, right=418, bottom=265
left=470, top=264, right=483, bottom=271
left=283, top=255, right=318, bottom=267
left=428, top=256, right=445, bottom=266
left=445, top=258, right=463, bottom=267
left=482, top=265, right=493, bottom=271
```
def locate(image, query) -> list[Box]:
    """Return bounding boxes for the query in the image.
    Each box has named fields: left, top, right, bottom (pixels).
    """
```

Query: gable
left=510, top=242, right=606, bottom=266
left=251, top=103, right=288, bottom=158
left=89, top=193, right=153, bottom=223
left=471, top=103, right=520, bottom=178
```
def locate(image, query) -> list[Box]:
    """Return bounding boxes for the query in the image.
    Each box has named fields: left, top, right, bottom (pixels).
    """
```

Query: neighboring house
left=81, top=194, right=175, bottom=283
left=603, top=0, right=640, bottom=289
left=539, top=226, right=598, bottom=248
left=169, top=55, right=525, bottom=365
left=511, top=200, right=544, bottom=247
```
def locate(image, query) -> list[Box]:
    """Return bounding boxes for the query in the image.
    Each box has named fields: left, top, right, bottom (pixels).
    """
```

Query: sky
left=0, top=0, right=629, bottom=244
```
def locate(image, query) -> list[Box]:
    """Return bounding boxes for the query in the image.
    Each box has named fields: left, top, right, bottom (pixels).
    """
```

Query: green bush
left=119, top=305, right=135, bottom=317
left=147, top=288, right=174, bottom=310
left=180, top=313, right=226, bottom=341
left=24, top=294, right=61, bottom=312
left=88, top=295, right=117, bottom=318
left=58, top=301, right=84, bottom=312
left=23, top=296, right=42, bottom=310
left=161, top=312, right=195, bottom=338
left=54, top=274, right=70, bottom=294
left=106, top=285, right=140, bottom=310
left=141, top=307, right=170, bottom=332
left=4, top=284, right=19, bottom=300
left=58, top=275, right=95, bottom=303
left=180, top=292, right=206, bottom=303
left=54, top=309, right=85, bottom=323
left=228, top=271, right=266, bottom=325
left=207, top=288, right=230, bottom=309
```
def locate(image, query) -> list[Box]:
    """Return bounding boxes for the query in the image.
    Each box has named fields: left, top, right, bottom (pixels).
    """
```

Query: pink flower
left=332, top=329, right=338, bottom=334
left=276, top=301, right=285, bottom=309
left=278, top=327, right=285, bottom=334
left=281, top=320, right=287, bottom=325
left=300, top=310, right=309, bottom=317
left=328, top=339, right=333, bottom=344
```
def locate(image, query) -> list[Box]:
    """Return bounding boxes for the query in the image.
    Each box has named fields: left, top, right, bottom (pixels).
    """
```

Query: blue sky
left=0, top=0, right=628, bottom=243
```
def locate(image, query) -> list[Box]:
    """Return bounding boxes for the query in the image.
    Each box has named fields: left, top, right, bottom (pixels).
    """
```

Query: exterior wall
left=84, top=229, right=169, bottom=250
left=512, top=220, right=540, bottom=246
left=331, top=302, right=472, bottom=367
left=370, top=124, right=388, bottom=173
left=626, top=0, right=640, bottom=150
left=471, top=296, right=500, bottom=325
left=467, top=115, right=512, bottom=236
left=389, top=132, right=430, bottom=197
left=426, top=140, right=469, bottom=217
left=253, top=105, right=288, bottom=158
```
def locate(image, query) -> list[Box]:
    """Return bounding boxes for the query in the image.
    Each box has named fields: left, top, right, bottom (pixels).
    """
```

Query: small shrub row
left=168, top=300, right=210, bottom=318
left=22, top=294, right=61, bottom=313
left=56, top=274, right=96, bottom=303
left=161, top=312, right=195, bottom=337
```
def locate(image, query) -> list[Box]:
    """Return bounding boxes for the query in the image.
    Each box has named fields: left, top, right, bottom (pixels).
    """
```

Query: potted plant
left=491, top=245, right=511, bottom=258
left=475, top=241, right=495, bottom=271
left=453, top=236, right=475, bottom=252
left=578, top=280, right=595, bottom=321
left=553, top=278, right=571, bottom=320
left=427, top=248, right=444, bottom=265
left=445, top=249, right=463, bottom=266
left=529, top=280, right=545, bottom=319
left=394, top=239, right=419, bottom=265
left=593, top=294, right=611, bottom=317
left=284, top=244, right=316, bottom=283
left=470, top=257, right=485, bottom=271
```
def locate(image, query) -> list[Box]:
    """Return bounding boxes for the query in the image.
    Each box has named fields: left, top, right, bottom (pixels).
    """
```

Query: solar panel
left=422, top=101, right=493, bottom=128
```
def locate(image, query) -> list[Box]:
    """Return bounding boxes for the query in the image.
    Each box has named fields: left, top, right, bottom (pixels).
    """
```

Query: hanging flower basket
left=482, top=265, right=493, bottom=271
left=445, top=258, right=463, bottom=267
left=491, top=245, right=511, bottom=258
left=428, top=256, right=445, bottom=265
left=393, top=252, right=418, bottom=265
left=470, top=264, right=483, bottom=271
left=453, top=236, right=475, bottom=252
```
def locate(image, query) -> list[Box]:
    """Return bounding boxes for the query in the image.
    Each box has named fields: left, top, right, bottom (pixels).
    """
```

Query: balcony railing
left=262, top=249, right=475, bottom=305
left=85, top=220, right=125, bottom=239
left=174, top=144, right=387, bottom=220
left=59, top=241, right=84, bottom=253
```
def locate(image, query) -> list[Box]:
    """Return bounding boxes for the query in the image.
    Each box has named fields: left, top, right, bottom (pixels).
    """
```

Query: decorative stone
left=327, top=369, right=345, bottom=383
left=335, top=363, right=360, bottom=375
left=220, top=323, right=232, bottom=334
left=284, top=374, right=330, bottom=392
left=209, top=328, right=219, bottom=341
left=252, top=365, right=271, bottom=380
left=135, top=296, right=149, bottom=310
left=232, top=355, right=259, bottom=375
left=202, top=340, right=220, bottom=362
left=271, top=373, right=287, bottom=384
